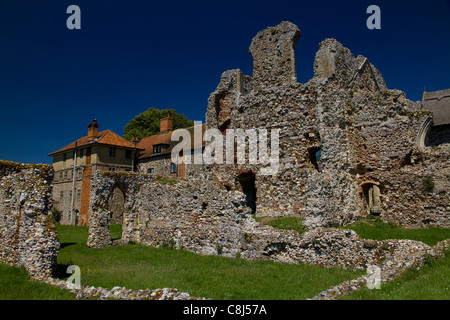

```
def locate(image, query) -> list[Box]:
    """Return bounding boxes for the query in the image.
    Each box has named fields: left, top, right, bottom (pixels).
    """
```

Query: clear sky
left=1, top=0, right=449, bottom=164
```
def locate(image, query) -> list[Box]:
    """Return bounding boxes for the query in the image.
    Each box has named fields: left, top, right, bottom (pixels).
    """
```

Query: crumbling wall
left=0, top=161, right=59, bottom=279
left=87, top=171, right=252, bottom=253
left=87, top=171, right=443, bottom=278
left=203, top=21, right=449, bottom=229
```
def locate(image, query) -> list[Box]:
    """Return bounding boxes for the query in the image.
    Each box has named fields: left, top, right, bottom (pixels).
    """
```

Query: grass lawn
left=254, top=217, right=306, bottom=235
left=3, top=217, right=448, bottom=300
left=0, top=264, right=74, bottom=300
left=257, top=215, right=450, bottom=300
left=54, top=224, right=363, bottom=300
left=256, top=215, right=450, bottom=247
left=341, top=215, right=450, bottom=246
left=341, top=250, right=450, bottom=300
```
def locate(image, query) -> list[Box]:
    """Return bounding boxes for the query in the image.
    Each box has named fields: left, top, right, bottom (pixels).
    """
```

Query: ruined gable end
left=313, top=38, right=387, bottom=91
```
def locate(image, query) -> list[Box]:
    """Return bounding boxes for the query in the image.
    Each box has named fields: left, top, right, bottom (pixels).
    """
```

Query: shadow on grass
left=60, top=242, right=77, bottom=249
left=52, top=263, right=73, bottom=280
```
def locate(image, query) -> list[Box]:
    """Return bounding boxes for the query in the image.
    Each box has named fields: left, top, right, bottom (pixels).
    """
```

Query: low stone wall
left=87, top=171, right=251, bottom=252
left=0, top=161, right=59, bottom=279
left=87, top=171, right=443, bottom=280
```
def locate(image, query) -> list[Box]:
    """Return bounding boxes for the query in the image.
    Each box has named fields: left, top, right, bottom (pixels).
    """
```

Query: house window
left=109, top=147, right=116, bottom=157
left=77, top=189, right=81, bottom=200
left=153, top=145, right=162, bottom=154
left=170, top=163, right=177, bottom=174
left=64, top=171, right=68, bottom=180
left=79, top=148, right=84, bottom=157
left=59, top=172, right=63, bottom=180
left=60, top=191, right=64, bottom=200
left=125, top=149, right=132, bottom=159
left=147, top=168, right=154, bottom=174
left=63, top=153, right=67, bottom=161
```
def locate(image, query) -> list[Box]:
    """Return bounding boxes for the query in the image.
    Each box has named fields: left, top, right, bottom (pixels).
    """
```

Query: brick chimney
left=160, top=112, right=173, bottom=134
left=87, top=119, right=99, bottom=141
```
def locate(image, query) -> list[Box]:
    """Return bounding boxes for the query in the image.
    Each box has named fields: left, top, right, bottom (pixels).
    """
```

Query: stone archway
left=87, top=173, right=135, bottom=248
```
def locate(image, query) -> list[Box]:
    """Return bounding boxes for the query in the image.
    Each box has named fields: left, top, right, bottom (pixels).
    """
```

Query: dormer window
left=153, top=145, right=162, bottom=154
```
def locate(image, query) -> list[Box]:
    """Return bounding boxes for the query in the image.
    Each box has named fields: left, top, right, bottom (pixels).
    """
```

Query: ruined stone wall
left=87, top=171, right=252, bottom=252
left=203, top=21, right=449, bottom=229
left=0, top=161, right=59, bottom=279
left=87, top=171, right=444, bottom=279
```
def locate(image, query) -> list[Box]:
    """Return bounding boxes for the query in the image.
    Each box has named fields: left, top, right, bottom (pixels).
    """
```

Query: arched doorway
left=237, top=171, right=257, bottom=214
left=361, top=182, right=382, bottom=215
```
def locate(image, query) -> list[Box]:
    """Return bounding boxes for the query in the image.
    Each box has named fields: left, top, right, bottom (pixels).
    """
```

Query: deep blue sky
left=1, top=0, right=449, bottom=164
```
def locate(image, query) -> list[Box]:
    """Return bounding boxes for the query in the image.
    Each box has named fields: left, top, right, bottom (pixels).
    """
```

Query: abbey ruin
left=1, top=21, right=449, bottom=298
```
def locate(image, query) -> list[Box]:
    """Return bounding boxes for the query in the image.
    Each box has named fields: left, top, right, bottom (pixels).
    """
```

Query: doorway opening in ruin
left=237, top=171, right=257, bottom=214
left=108, top=187, right=125, bottom=240
left=361, top=183, right=382, bottom=215
left=308, top=146, right=321, bottom=172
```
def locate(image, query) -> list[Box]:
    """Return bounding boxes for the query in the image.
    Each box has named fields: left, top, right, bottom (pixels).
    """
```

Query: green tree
left=124, top=108, right=194, bottom=140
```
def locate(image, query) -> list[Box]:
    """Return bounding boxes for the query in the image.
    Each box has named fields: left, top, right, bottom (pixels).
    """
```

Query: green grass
left=341, top=215, right=450, bottom=246
left=5, top=218, right=448, bottom=300
left=255, top=215, right=450, bottom=300
left=341, top=251, right=450, bottom=300
left=154, top=176, right=179, bottom=184
left=55, top=224, right=362, bottom=300
left=0, top=264, right=74, bottom=300
left=255, top=217, right=306, bottom=235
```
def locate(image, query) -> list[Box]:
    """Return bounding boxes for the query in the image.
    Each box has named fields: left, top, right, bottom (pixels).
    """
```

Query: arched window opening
left=361, top=183, right=381, bottom=215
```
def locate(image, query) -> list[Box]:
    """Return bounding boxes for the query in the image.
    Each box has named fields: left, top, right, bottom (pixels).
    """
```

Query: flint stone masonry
left=87, top=171, right=252, bottom=251
left=0, top=161, right=59, bottom=279
left=86, top=22, right=449, bottom=287
left=44, top=277, right=206, bottom=300
left=203, top=21, right=449, bottom=229
left=87, top=170, right=443, bottom=291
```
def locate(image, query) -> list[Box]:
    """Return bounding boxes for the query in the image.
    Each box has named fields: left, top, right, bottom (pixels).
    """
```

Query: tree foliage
left=124, top=108, right=194, bottom=140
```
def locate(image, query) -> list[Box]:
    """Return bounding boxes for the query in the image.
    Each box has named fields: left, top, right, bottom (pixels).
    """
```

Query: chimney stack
left=87, top=119, right=99, bottom=140
left=160, top=112, right=173, bottom=134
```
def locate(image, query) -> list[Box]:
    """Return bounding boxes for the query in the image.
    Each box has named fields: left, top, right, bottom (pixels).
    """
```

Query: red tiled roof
left=137, top=124, right=206, bottom=159
left=136, top=131, right=173, bottom=159
left=48, top=130, right=138, bottom=156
